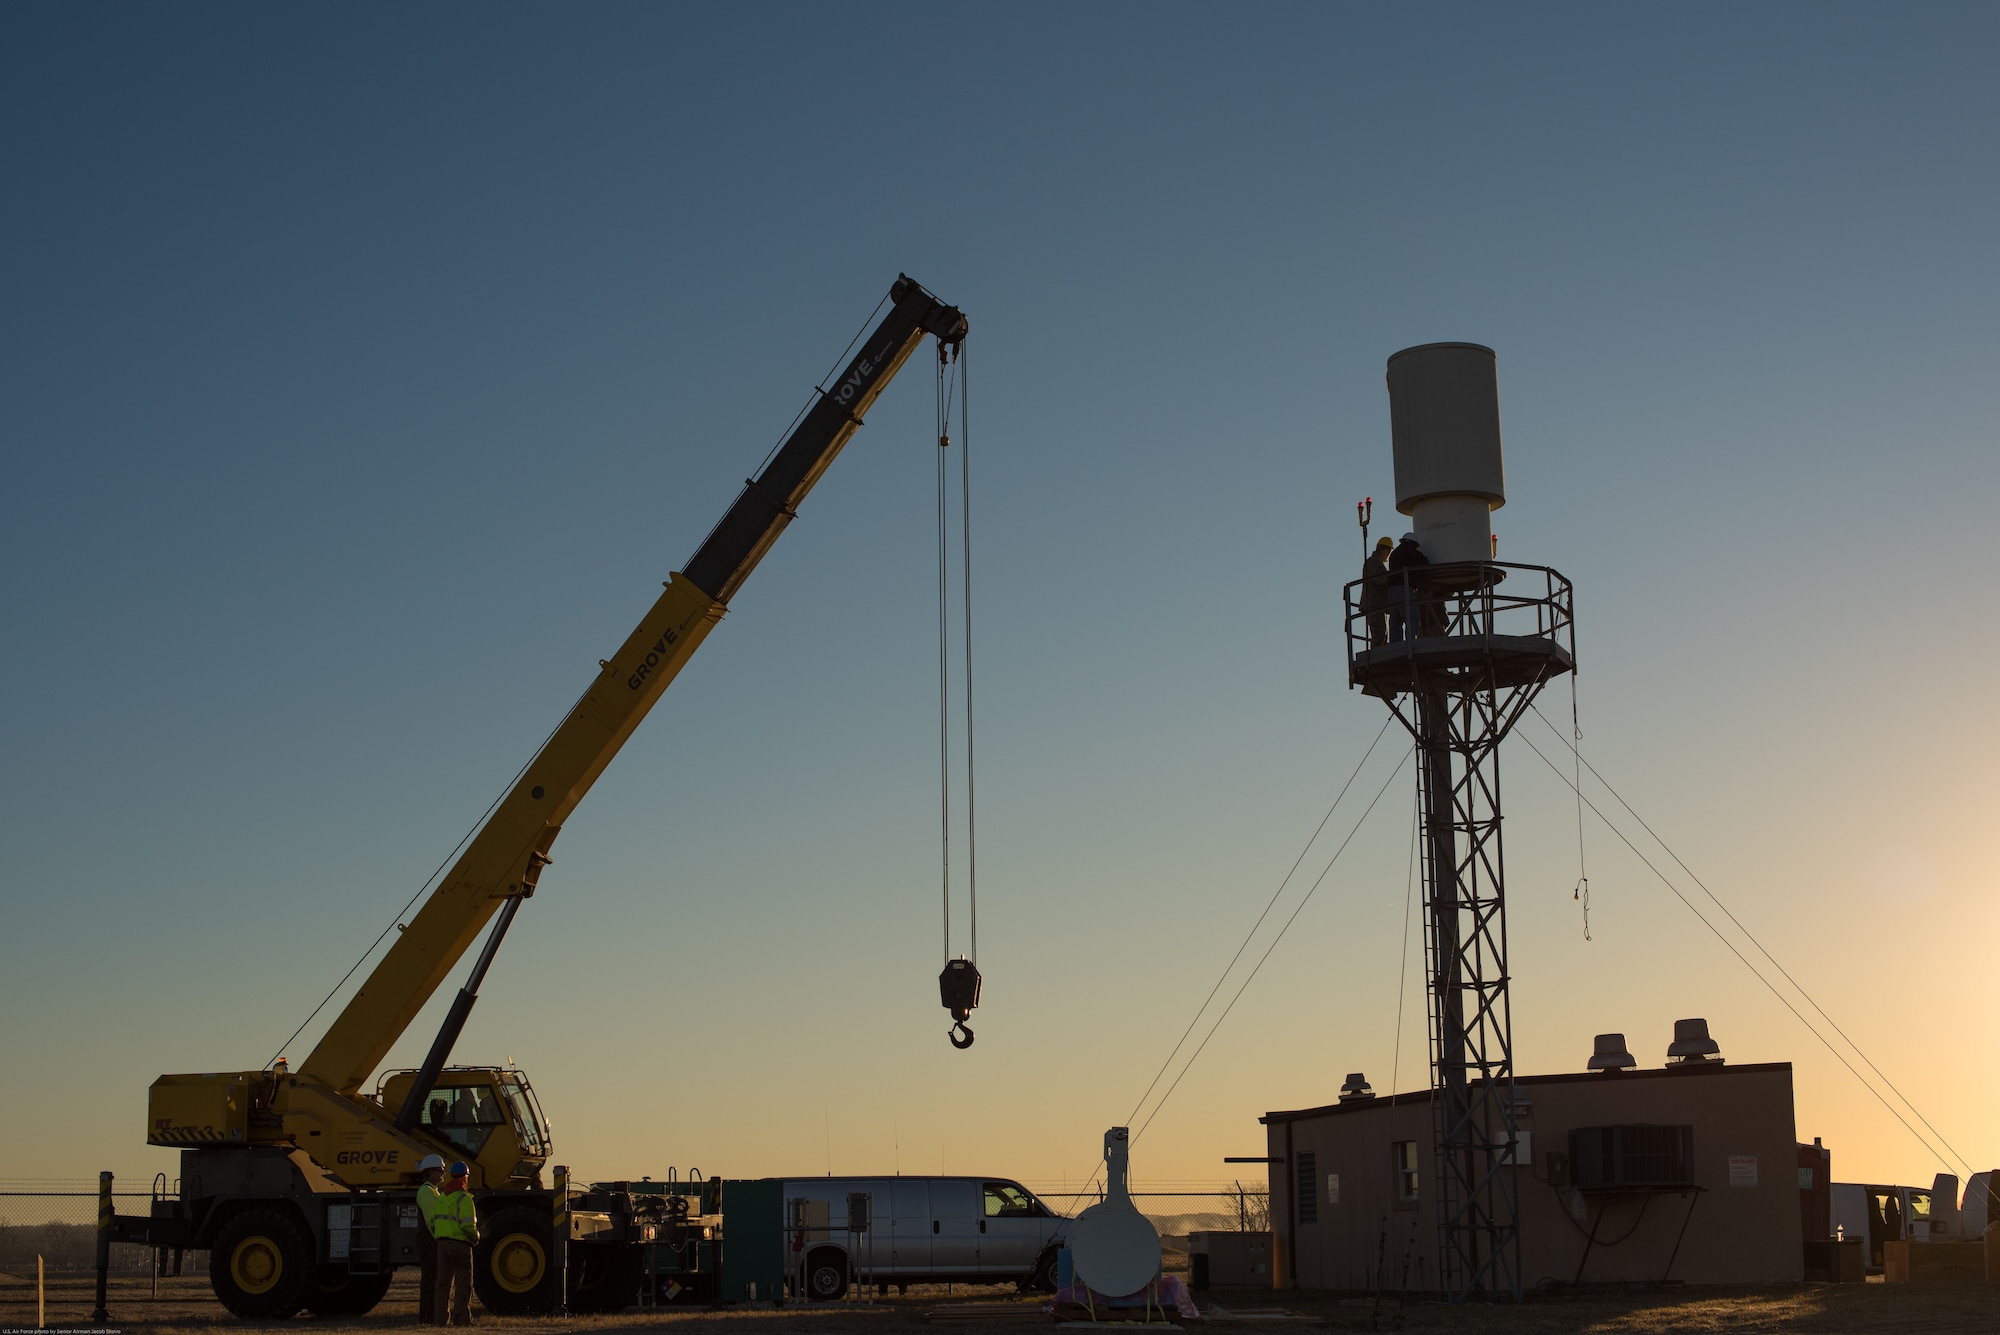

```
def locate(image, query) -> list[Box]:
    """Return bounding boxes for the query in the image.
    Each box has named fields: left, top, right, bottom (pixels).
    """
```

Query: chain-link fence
left=1025, top=1181, right=1271, bottom=1247
left=0, top=1182, right=208, bottom=1276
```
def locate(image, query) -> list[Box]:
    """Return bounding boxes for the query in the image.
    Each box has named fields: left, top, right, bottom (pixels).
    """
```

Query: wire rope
left=1514, top=724, right=1970, bottom=1177
left=264, top=685, right=589, bottom=1070
left=1568, top=675, right=1590, bottom=940
left=959, top=338, right=978, bottom=964
left=1116, top=715, right=1398, bottom=1133
left=1130, top=746, right=1415, bottom=1146
left=1390, top=777, right=1420, bottom=1099
left=1525, top=705, right=1974, bottom=1178
left=936, top=351, right=953, bottom=960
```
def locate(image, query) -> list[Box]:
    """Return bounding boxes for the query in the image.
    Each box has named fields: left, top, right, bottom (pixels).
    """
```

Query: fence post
left=38, top=1254, right=46, bottom=1330
left=90, top=1170, right=112, bottom=1322
left=551, top=1165, right=568, bottom=1317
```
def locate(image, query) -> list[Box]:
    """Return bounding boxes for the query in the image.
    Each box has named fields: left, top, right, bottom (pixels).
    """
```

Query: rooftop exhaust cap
left=1339, top=1072, right=1376, bottom=1102
left=1666, top=1017, right=1722, bottom=1064
left=1587, top=1033, right=1636, bottom=1071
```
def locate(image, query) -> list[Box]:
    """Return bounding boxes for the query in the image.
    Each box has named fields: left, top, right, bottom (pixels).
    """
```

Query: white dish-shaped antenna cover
left=1069, top=1206, right=1161, bottom=1298
left=1069, top=1126, right=1160, bottom=1297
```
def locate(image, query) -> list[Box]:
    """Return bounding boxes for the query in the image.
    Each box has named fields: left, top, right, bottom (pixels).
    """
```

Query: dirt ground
left=4, top=1272, right=1998, bottom=1335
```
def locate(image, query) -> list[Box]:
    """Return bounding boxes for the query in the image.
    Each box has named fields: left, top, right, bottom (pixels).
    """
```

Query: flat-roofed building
left=1261, top=1060, right=1803, bottom=1291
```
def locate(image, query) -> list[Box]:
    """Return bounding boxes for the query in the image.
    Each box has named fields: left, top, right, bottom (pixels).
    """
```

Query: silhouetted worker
left=431, top=1161, right=479, bottom=1327
left=1387, top=532, right=1429, bottom=641
left=1359, top=535, right=1393, bottom=647
left=415, top=1154, right=447, bottom=1324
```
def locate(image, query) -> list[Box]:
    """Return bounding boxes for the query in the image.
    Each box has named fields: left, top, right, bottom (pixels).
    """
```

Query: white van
left=779, top=1176, right=1067, bottom=1299
left=1830, top=1175, right=1972, bottom=1271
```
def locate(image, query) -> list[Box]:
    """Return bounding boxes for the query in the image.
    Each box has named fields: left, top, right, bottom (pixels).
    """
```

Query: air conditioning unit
left=1568, top=1125, right=1695, bottom=1189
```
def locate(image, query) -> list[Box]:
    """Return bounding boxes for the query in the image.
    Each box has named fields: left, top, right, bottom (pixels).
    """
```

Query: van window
left=984, top=1183, right=1036, bottom=1218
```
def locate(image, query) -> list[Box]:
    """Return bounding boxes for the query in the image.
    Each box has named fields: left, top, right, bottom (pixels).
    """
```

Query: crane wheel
left=210, top=1207, right=315, bottom=1319
left=473, top=1206, right=555, bottom=1315
left=302, top=1264, right=394, bottom=1316
left=805, top=1247, right=848, bottom=1301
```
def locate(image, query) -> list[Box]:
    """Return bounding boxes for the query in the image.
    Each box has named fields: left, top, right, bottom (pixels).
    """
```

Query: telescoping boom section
left=146, top=277, right=968, bottom=1201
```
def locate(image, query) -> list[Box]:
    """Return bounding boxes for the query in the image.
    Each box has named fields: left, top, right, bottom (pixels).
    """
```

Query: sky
left=3, top=3, right=1996, bottom=1200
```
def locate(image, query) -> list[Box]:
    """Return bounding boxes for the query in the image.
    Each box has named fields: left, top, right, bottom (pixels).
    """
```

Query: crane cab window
left=498, top=1078, right=549, bottom=1157
left=984, top=1182, right=1040, bottom=1218
left=422, top=1086, right=504, bottom=1154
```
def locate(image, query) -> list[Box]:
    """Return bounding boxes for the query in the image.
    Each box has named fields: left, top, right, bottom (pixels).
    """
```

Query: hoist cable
left=936, top=353, right=954, bottom=961
left=1130, top=746, right=1414, bottom=1146
left=1514, top=722, right=1971, bottom=1177
left=959, top=338, right=978, bottom=964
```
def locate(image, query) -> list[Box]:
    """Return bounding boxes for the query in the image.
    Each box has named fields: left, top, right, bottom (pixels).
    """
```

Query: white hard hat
left=1401, top=531, right=1418, bottom=543
left=418, top=1153, right=446, bottom=1172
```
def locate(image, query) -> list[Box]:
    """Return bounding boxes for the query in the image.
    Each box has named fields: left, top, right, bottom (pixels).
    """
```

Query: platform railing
left=1342, top=560, right=1574, bottom=684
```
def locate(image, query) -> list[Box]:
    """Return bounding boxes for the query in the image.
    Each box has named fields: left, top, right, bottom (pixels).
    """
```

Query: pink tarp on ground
left=1051, top=1273, right=1200, bottom=1321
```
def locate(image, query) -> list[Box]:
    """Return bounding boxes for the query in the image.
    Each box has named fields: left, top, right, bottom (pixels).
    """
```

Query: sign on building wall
left=1728, top=1155, right=1759, bottom=1187
left=1326, top=1173, right=1340, bottom=1205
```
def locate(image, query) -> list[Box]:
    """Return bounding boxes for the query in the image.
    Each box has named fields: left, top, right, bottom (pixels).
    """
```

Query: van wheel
left=210, top=1208, right=315, bottom=1319
left=805, top=1248, right=848, bottom=1301
left=1023, top=1247, right=1060, bottom=1294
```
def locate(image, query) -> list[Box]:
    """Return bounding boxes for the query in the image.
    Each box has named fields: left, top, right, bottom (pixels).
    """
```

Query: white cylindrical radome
left=1387, top=342, right=1505, bottom=563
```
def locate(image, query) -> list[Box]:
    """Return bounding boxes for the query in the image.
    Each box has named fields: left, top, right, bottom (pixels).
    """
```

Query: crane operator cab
left=377, top=1066, right=550, bottom=1187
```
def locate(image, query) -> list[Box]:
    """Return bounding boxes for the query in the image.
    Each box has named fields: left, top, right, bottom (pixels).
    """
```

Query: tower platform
left=1345, top=560, right=1576, bottom=697
left=1350, top=633, right=1573, bottom=693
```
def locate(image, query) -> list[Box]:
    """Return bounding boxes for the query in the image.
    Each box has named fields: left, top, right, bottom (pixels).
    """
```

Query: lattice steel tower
left=1345, top=344, right=1575, bottom=1302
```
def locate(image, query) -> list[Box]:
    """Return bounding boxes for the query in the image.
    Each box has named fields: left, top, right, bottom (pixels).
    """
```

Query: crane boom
left=298, top=276, right=968, bottom=1094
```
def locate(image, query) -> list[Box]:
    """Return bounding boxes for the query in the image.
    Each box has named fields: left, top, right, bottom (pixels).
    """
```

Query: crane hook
left=939, top=957, right=982, bottom=1052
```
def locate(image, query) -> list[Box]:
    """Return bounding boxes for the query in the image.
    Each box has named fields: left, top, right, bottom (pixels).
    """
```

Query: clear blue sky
left=4, top=3, right=1995, bottom=1192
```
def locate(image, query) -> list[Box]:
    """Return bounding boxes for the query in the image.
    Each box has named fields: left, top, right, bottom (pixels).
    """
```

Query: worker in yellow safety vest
left=414, top=1154, right=448, bottom=1324
left=429, top=1161, right=480, bottom=1326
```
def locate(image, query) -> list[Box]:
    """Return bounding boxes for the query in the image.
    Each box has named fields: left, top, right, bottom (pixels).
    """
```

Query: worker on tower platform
left=415, top=1153, right=447, bottom=1324
left=1387, top=532, right=1428, bottom=642
left=1359, top=535, right=1393, bottom=647
left=430, top=1161, right=479, bottom=1327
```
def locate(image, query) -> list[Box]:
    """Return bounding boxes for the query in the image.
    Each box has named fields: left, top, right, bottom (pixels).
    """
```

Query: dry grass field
left=4, top=1272, right=1996, bottom=1335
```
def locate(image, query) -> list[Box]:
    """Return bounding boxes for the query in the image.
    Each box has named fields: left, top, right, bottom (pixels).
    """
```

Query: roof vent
left=1666, top=1017, right=1722, bottom=1064
left=1587, top=1033, right=1636, bottom=1071
left=1339, top=1072, right=1376, bottom=1102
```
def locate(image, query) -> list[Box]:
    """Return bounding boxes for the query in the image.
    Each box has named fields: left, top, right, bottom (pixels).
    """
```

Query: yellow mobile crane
left=135, top=277, right=969, bottom=1319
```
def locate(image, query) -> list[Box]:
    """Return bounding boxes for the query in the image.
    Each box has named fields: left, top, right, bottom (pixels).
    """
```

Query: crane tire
left=302, top=1264, right=394, bottom=1315
left=474, top=1205, right=555, bottom=1315
left=805, top=1247, right=848, bottom=1301
left=210, top=1207, right=315, bottom=1319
